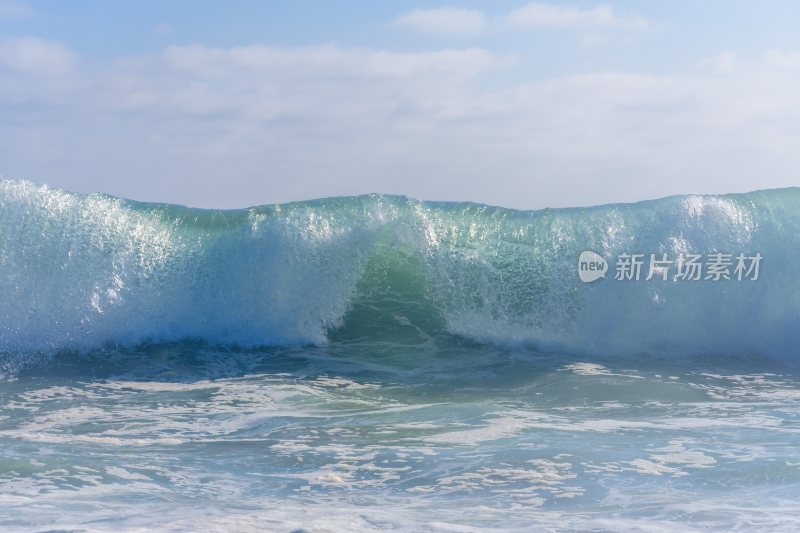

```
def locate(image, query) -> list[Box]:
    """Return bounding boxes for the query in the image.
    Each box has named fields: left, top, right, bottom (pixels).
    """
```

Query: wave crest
left=2, top=180, right=799, bottom=358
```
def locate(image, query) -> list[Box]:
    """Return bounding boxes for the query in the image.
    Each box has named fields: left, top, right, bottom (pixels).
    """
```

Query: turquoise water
left=1, top=181, right=800, bottom=531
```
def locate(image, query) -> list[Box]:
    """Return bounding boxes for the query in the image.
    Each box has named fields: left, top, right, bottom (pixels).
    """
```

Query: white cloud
left=103, top=44, right=500, bottom=120
left=0, top=37, right=76, bottom=76
left=392, top=7, right=488, bottom=35
left=0, top=1, right=32, bottom=19
left=504, top=3, right=647, bottom=30
left=2, top=40, right=800, bottom=209
left=394, top=3, right=647, bottom=36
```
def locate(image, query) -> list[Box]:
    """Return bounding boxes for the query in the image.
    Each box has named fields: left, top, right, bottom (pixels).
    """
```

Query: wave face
left=1, top=180, right=799, bottom=358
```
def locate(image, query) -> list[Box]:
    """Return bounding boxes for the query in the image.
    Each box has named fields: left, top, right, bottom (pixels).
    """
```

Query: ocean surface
left=1, top=180, right=799, bottom=532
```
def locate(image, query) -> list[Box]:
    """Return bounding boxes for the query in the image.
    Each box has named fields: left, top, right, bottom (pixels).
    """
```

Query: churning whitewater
left=1, top=180, right=798, bottom=362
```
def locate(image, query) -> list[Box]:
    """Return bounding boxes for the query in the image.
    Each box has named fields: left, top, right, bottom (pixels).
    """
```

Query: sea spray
left=2, top=179, right=799, bottom=359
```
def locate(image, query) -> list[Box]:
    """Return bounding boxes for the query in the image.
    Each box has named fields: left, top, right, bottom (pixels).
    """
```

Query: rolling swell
left=1, top=179, right=799, bottom=359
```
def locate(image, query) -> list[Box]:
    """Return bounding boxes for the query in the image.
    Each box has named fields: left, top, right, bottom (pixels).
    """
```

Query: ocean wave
left=1, top=179, right=799, bottom=358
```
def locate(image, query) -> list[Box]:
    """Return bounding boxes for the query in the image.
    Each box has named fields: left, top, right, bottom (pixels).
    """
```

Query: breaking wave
left=1, top=180, right=799, bottom=359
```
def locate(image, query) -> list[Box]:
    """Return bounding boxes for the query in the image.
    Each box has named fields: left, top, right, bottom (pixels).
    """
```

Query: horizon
left=4, top=178, right=798, bottom=212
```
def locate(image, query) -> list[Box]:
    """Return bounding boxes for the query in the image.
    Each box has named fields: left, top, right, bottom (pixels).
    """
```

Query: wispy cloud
left=504, top=3, right=647, bottom=30
left=392, top=7, right=488, bottom=35
left=105, top=44, right=500, bottom=120
left=0, top=37, right=76, bottom=76
left=393, top=3, right=648, bottom=36
left=0, top=0, right=32, bottom=19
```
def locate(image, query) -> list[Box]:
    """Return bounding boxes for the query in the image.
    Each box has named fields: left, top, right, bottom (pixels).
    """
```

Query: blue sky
left=2, top=1, right=800, bottom=208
